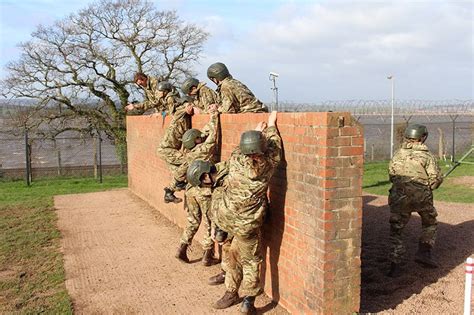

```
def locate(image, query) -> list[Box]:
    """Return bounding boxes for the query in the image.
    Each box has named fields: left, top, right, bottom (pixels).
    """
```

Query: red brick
left=127, top=112, right=363, bottom=315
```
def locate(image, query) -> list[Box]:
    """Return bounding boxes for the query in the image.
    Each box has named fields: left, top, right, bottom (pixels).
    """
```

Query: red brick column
left=127, top=112, right=363, bottom=314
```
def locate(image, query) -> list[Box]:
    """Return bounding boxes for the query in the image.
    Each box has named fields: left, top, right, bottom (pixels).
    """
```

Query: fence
left=278, top=100, right=473, bottom=161
left=0, top=132, right=125, bottom=182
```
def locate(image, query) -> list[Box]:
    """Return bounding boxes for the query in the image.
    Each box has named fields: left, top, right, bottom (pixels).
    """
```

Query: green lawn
left=0, top=175, right=128, bottom=314
left=363, top=160, right=474, bottom=203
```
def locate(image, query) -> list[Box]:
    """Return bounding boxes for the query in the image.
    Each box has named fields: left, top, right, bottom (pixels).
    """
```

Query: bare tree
left=1, top=0, right=208, bottom=163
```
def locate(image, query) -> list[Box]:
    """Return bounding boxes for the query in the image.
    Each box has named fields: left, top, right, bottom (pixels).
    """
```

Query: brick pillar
left=127, top=112, right=363, bottom=314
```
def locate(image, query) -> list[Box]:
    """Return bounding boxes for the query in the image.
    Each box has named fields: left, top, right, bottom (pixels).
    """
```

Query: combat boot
left=414, top=243, right=439, bottom=268
left=202, top=248, right=215, bottom=266
left=387, top=262, right=402, bottom=278
left=240, top=296, right=257, bottom=314
left=175, top=181, right=187, bottom=191
left=208, top=271, right=226, bottom=285
left=212, top=290, right=240, bottom=309
left=175, top=243, right=189, bottom=263
left=164, top=188, right=182, bottom=203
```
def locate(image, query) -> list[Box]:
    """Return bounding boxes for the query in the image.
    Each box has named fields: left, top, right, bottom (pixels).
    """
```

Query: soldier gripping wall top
left=125, top=72, right=181, bottom=114
left=181, top=77, right=220, bottom=114
left=387, top=124, right=443, bottom=277
left=156, top=96, right=192, bottom=204
left=209, top=111, right=282, bottom=314
left=207, top=62, right=268, bottom=113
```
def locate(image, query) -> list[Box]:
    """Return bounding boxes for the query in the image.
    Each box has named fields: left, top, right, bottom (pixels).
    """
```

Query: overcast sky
left=0, top=0, right=472, bottom=103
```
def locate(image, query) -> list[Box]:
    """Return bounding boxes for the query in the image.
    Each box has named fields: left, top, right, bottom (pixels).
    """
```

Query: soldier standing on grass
left=387, top=124, right=443, bottom=277
left=181, top=77, right=220, bottom=114
left=209, top=111, right=281, bottom=314
left=174, top=104, right=220, bottom=265
left=206, top=62, right=268, bottom=114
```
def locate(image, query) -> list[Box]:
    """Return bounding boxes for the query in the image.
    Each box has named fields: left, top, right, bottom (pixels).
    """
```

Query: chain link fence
left=0, top=133, right=125, bottom=182
left=278, top=100, right=473, bottom=162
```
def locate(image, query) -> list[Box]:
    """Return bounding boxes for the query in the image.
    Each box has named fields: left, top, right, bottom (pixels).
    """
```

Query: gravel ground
left=54, top=189, right=473, bottom=314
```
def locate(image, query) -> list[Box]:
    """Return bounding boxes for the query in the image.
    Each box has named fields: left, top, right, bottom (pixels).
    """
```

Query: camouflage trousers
left=180, top=193, right=213, bottom=250
left=223, top=232, right=263, bottom=297
left=388, top=184, right=438, bottom=264
left=156, top=146, right=184, bottom=191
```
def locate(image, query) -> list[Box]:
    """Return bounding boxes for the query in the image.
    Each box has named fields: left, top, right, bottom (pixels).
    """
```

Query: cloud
left=200, top=1, right=473, bottom=102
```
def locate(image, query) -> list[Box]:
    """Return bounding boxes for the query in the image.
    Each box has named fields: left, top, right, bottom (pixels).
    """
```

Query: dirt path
left=361, top=194, right=474, bottom=314
left=55, top=189, right=287, bottom=315
left=55, top=189, right=473, bottom=314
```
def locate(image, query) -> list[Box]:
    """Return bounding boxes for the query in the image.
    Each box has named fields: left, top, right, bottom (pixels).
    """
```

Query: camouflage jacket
left=158, top=106, right=190, bottom=150
left=217, top=77, right=267, bottom=113
left=186, top=159, right=228, bottom=200
left=193, top=82, right=220, bottom=113
left=134, top=76, right=165, bottom=112
left=389, top=141, right=443, bottom=189
left=213, top=126, right=282, bottom=237
left=179, top=112, right=219, bottom=184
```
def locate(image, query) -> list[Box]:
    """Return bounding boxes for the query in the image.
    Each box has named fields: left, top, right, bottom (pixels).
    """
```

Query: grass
left=0, top=175, right=128, bottom=314
left=363, top=160, right=474, bottom=203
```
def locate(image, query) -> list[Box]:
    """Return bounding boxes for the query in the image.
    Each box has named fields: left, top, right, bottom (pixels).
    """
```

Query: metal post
left=269, top=72, right=279, bottom=111
left=24, top=128, right=30, bottom=186
left=387, top=75, right=395, bottom=158
left=98, top=133, right=103, bottom=183
left=451, top=115, right=458, bottom=162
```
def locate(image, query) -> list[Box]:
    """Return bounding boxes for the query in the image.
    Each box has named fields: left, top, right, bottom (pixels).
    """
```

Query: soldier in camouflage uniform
left=387, top=124, right=443, bottom=277
left=209, top=111, right=281, bottom=314
left=175, top=104, right=220, bottom=265
left=181, top=77, right=220, bottom=114
left=125, top=73, right=165, bottom=114
left=156, top=92, right=192, bottom=203
left=125, top=72, right=181, bottom=114
left=207, top=62, right=267, bottom=113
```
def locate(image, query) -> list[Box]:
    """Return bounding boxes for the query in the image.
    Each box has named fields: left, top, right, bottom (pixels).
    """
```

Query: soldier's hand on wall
left=208, top=104, right=218, bottom=114
left=255, top=121, right=267, bottom=132
left=185, top=104, right=194, bottom=115
left=268, top=110, right=278, bottom=127
left=125, top=104, right=135, bottom=111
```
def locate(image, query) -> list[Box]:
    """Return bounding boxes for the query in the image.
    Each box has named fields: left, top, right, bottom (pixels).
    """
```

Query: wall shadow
left=360, top=194, right=474, bottom=313
left=260, top=144, right=288, bottom=314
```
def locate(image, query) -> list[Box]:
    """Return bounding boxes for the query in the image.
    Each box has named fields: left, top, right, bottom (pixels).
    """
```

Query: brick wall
left=127, top=112, right=363, bottom=314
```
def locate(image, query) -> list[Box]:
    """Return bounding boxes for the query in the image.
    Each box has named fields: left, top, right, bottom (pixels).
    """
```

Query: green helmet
left=182, top=129, right=202, bottom=150
left=404, top=124, right=428, bottom=140
left=240, top=130, right=265, bottom=155
left=181, top=78, right=199, bottom=95
left=157, top=81, right=173, bottom=92
left=186, top=160, right=212, bottom=187
left=207, top=62, right=230, bottom=81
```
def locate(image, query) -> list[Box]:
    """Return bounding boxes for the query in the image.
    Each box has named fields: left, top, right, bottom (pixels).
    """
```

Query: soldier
left=387, top=124, right=443, bottom=277
left=156, top=94, right=192, bottom=203
left=181, top=77, right=220, bottom=114
left=125, top=73, right=164, bottom=113
left=125, top=73, right=181, bottom=114
left=210, top=111, right=282, bottom=314
left=175, top=105, right=220, bottom=265
left=207, top=62, right=267, bottom=113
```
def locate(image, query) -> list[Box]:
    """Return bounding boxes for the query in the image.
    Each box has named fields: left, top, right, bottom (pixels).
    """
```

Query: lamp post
left=269, top=72, right=279, bottom=111
left=387, top=75, right=395, bottom=158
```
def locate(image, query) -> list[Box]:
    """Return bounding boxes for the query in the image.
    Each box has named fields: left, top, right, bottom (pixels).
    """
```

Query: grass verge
left=363, top=160, right=474, bottom=203
left=0, top=175, right=128, bottom=313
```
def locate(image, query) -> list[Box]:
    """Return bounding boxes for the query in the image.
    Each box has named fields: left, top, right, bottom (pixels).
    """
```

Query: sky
left=0, top=0, right=473, bottom=103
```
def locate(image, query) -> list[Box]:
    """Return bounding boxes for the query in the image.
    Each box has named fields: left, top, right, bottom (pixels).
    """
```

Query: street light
left=269, top=72, right=279, bottom=111
left=387, top=75, right=395, bottom=158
